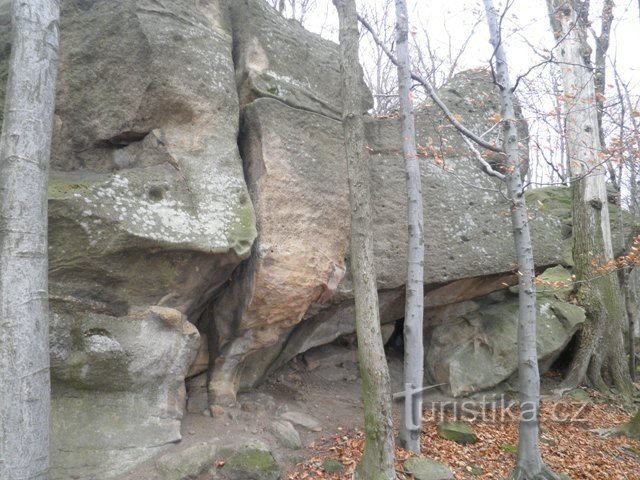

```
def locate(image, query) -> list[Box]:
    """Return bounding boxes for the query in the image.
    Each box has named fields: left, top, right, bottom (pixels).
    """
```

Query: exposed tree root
left=507, top=464, right=561, bottom=480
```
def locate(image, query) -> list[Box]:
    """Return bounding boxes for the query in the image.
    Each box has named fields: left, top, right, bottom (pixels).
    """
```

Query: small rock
left=203, top=408, right=212, bottom=417
left=155, top=444, right=217, bottom=480
left=270, top=420, right=303, bottom=449
left=227, top=409, right=241, bottom=421
left=209, top=405, right=225, bottom=418
left=566, top=388, right=591, bottom=403
left=437, top=421, right=477, bottom=444
left=280, top=411, right=322, bottom=432
left=303, top=344, right=357, bottom=370
left=218, top=440, right=280, bottom=480
left=404, top=456, right=454, bottom=480
left=241, top=401, right=267, bottom=415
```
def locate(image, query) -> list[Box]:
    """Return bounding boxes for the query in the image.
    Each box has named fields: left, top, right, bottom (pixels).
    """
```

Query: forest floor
left=287, top=366, right=640, bottom=480
left=118, top=345, right=639, bottom=480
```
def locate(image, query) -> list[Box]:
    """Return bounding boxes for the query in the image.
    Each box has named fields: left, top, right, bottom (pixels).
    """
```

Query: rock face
left=0, top=0, right=597, bottom=477
left=228, top=0, right=372, bottom=118
left=50, top=306, right=200, bottom=478
left=208, top=98, right=350, bottom=404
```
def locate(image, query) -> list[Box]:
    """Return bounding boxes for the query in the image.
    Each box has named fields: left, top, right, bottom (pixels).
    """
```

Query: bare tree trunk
left=483, top=2, right=560, bottom=479
left=546, top=0, right=633, bottom=398
left=592, top=0, right=614, bottom=152
left=0, top=1, right=60, bottom=479
left=394, top=0, right=425, bottom=454
left=334, top=1, right=396, bottom=478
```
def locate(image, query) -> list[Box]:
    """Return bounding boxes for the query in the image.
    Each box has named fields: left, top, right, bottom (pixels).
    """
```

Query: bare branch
left=357, top=13, right=504, bottom=153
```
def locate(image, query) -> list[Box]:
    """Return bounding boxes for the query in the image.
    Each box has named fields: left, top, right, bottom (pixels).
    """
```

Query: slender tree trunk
left=394, top=0, right=425, bottom=454
left=334, top=1, right=396, bottom=478
left=483, top=1, right=559, bottom=479
left=546, top=0, right=633, bottom=397
left=0, top=1, right=60, bottom=479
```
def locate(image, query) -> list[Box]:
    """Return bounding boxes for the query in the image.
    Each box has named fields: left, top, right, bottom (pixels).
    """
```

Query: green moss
left=221, top=448, right=279, bottom=475
left=226, top=200, right=257, bottom=258
left=48, top=178, right=93, bottom=198
left=322, top=459, right=343, bottom=474
left=469, top=464, right=485, bottom=476
left=501, top=443, right=517, bottom=454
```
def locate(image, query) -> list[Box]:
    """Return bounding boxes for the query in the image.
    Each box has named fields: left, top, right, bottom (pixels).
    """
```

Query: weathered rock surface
left=50, top=307, right=199, bottom=479
left=0, top=0, right=609, bottom=477
left=426, top=273, right=586, bottom=397
left=229, top=0, right=372, bottom=117
left=437, top=421, right=478, bottom=445
left=26, top=0, right=255, bottom=478
left=280, top=411, right=322, bottom=432
left=269, top=420, right=303, bottom=449
left=155, top=444, right=218, bottom=480
left=208, top=98, right=350, bottom=404
left=217, top=439, right=280, bottom=480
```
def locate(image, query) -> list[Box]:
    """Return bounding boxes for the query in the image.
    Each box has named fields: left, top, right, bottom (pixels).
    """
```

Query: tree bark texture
left=483, top=1, right=560, bottom=479
left=394, top=0, right=425, bottom=454
left=546, top=0, right=633, bottom=397
left=0, top=1, right=60, bottom=479
left=334, top=1, right=396, bottom=478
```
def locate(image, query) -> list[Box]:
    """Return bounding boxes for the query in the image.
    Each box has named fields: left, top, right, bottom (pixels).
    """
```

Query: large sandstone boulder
left=208, top=98, right=350, bottom=404
left=259, top=73, right=567, bottom=382
left=426, top=271, right=586, bottom=397
left=50, top=307, right=199, bottom=479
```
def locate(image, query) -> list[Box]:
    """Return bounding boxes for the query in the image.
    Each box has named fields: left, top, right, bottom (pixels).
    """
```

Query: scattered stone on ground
left=217, top=439, right=280, bottom=480
left=280, top=411, right=322, bottom=432
left=404, top=456, right=455, bottom=480
left=437, top=421, right=478, bottom=445
left=270, top=420, right=303, bottom=450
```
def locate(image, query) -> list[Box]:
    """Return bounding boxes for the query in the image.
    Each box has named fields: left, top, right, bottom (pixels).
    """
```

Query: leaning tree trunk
left=0, top=1, right=60, bottom=479
left=334, top=1, right=396, bottom=479
left=483, top=1, right=560, bottom=479
left=394, top=0, right=425, bottom=454
left=546, top=0, right=633, bottom=397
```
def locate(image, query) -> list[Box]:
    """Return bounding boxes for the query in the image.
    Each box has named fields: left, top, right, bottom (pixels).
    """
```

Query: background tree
left=394, top=0, right=425, bottom=454
left=546, top=0, right=633, bottom=396
left=0, top=1, right=60, bottom=478
left=334, top=0, right=396, bottom=478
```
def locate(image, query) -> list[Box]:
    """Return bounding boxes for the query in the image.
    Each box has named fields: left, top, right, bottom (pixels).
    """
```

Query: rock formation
left=0, top=0, right=620, bottom=478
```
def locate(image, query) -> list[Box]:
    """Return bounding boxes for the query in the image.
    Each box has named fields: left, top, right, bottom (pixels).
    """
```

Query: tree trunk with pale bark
left=394, top=0, right=425, bottom=454
left=546, top=0, right=633, bottom=397
left=483, top=1, right=560, bottom=478
left=0, top=1, right=60, bottom=479
left=334, top=1, right=396, bottom=478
